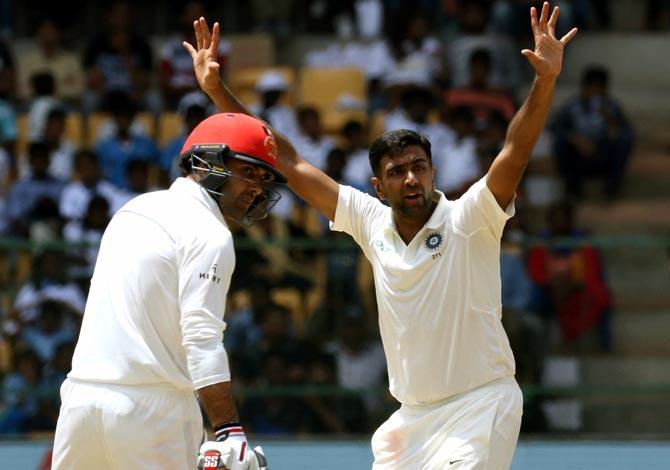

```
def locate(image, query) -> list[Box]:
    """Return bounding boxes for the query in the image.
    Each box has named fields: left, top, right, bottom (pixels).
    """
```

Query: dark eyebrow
left=385, top=155, right=429, bottom=175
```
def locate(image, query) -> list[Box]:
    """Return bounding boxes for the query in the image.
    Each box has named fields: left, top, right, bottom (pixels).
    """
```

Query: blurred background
left=0, top=0, right=669, bottom=468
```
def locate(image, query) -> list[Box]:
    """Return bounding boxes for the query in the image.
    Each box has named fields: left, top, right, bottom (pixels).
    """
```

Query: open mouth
left=403, top=192, right=423, bottom=203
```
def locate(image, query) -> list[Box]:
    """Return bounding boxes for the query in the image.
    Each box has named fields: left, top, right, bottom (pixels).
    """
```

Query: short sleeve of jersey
left=178, top=232, right=234, bottom=389
left=450, top=177, right=515, bottom=239
left=330, top=185, right=387, bottom=256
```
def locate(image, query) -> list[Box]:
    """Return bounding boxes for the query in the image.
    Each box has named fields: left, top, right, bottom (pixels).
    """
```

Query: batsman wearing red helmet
left=52, top=113, right=282, bottom=469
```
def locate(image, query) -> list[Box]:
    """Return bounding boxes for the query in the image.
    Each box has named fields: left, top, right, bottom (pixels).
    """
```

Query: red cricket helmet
left=180, top=112, right=286, bottom=183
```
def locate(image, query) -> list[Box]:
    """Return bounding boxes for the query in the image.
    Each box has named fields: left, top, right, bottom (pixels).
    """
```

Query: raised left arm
left=487, top=2, right=578, bottom=208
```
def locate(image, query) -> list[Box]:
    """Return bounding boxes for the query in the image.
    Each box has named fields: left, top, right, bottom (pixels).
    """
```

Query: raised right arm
left=184, top=18, right=339, bottom=221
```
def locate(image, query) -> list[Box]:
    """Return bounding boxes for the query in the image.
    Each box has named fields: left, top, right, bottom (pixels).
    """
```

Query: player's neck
left=393, top=202, right=437, bottom=245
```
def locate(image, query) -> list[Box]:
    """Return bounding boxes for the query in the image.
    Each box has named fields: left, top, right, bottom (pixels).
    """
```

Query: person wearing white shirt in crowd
left=340, top=120, right=373, bottom=192
left=250, top=71, right=300, bottom=143
left=53, top=113, right=282, bottom=469
left=292, top=106, right=336, bottom=170
left=59, top=149, right=126, bottom=222
left=435, top=106, right=482, bottom=199
left=190, top=4, right=577, bottom=466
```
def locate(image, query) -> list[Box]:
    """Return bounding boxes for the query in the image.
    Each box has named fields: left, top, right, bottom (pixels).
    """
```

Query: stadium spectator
left=159, top=1, right=229, bottom=110
left=5, top=142, right=65, bottom=237
left=0, top=351, right=47, bottom=433
left=82, top=1, right=160, bottom=114
left=25, top=72, right=62, bottom=143
left=64, top=195, right=112, bottom=282
left=527, top=201, right=613, bottom=352
left=19, top=300, right=78, bottom=364
left=94, top=92, right=160, bottom=189
left=500, top=224, right=545, bottom=385
left=160, top=102, right=208, bottom=185
left=443, top=48, right=517, bottom=132
left=16, top=18, right=84, bottom=104
left=327, top=306, right=386, bottom=415
left=40, top=108, right=76, bottom=181
left=302, top=350, right=368, bottom=433
left=383, top=9, right=446, bottom=89
left=340, top=120, right=373, bottom=192
left=445, top=0, right=523, bottom=91
left=437, top=106, right=482, bottom=198
left=12, top=249, right=86, bottom=324
left=59, top=149, right=125, bottom=222
left=551, top=65, right=633, bottom=200
left=251, top=71, right=300, bottom=142
left=293, top=106, right=336, bottom=170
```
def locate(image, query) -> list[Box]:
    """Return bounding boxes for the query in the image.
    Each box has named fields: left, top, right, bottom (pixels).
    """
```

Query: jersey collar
left=424, top=190, right=448, bottom=230
left=170, top=177, right=228, bottom=228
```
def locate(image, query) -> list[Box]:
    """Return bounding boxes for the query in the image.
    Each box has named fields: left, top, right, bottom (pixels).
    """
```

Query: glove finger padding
left=249, top=446, right=268, bottom=470
left=198, top=440, right=249, bottom=470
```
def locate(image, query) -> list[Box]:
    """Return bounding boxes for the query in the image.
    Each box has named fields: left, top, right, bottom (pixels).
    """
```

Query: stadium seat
left=225, top=33, right=275, bottom=74
left=298, top=66, right=366, bottom=114
left=321, top=109, right=368, bottom=136
left=158, top=112, right=184, bottom=146
left=369, top=110, right=386, bottom=141
left=228, top=66, right=296, bottom=108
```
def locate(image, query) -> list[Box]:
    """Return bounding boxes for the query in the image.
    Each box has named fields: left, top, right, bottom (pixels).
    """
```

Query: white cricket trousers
left=372, top=376, right=523, bottom=470
left=52, top=378, right=204, bottom=469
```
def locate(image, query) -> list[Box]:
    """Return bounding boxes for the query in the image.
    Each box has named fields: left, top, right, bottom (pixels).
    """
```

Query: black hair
left=582, top=65, right=609, bottom=88
left=46, top=106, right=66, bottom=123
left=31, top=72, right=55, bottom=96
left=400, top=86, right=434, bottom=110
left=368, top=129, right=432, bottom=177
left=296, top=105, right=319, bottom=123
left=449, top=106, right=475, bottom=124
left=469, top=48, right=492, bottom=67
left=342, top=119, right=364, bottom=137
left=28, top=141, right=50, bottom=160
left=74, top=148, right=98, bottom=167
left=104, top=90, right=137, bottom=117
left=126, top=158, right=149, bottom=175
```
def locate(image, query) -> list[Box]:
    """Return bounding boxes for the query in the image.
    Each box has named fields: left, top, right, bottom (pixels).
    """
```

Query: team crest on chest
left=424, top=232, right=444, bottom=252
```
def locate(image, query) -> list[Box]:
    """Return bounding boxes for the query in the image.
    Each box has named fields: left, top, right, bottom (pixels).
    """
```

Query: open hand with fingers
left=183, top=17, right=222, bottom=95
left=521, top=2, right=578, bottom=79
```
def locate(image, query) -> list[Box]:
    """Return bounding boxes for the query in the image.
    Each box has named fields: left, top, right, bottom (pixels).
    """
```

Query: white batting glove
left=197, top=442, right=268, bottom=470
left=197, top=422, right=268, bottom=469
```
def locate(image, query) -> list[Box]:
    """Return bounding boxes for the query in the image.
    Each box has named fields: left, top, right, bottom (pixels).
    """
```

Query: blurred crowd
left=0, top=0, right=651, bottom=436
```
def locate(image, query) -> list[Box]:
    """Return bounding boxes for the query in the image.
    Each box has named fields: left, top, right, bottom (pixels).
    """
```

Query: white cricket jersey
left=332, top=177, right=516, bottom=405
left=68, top=177, right=234, bottom=391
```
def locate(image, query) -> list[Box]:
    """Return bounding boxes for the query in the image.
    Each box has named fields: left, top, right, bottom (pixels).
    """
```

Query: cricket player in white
left=188, top=3, right=577, bottom=468
left=52, top=113, right=285, bottom=469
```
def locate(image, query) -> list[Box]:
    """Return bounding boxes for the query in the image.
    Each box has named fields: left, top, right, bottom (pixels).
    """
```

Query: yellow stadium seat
left=85, top=112, right=109, bottom=146
left=228, top=66, right=296, bottom=107
left=321, top=109, right=368, bottom=136
left=158, top=112, right=184, bottom=147
left=298, top=66, right=366, bottom=114
left=369, top=110, right=386, bottom=141
left=226, top=34, right=276, bottom=74
left=64, top=113, right=84, bottom=147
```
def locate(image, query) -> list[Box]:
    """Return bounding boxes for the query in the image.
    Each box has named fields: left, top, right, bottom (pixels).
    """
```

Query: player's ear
left=371, top=176, right=386, bottom=201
